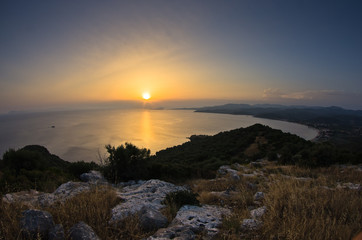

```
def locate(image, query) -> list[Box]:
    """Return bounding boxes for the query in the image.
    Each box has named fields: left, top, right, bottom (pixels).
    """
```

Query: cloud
left=263, top=88, right=351, bottom=100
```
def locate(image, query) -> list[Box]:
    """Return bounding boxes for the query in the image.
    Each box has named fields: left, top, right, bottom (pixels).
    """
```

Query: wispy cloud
left=263, top=88, right=351, bottom=100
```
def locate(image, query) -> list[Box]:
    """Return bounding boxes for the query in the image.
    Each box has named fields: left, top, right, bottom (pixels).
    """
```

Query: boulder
left=217, top=165, right=240, bottom=180
left=110, top=179, right=186, bottom=223
left=147, top=225, right=195, bottom=240
left=250, top=206, right=267, bottom=220
left=171, top=205, right=231, bottom=237
left=138, top=207, right=168, bottom=232
left=69, top=222, right=100, bottom=240
left=80, top=171, right=107, bottom=184
left=48, top=224, right=65, bottom=240
left=241, top=219, right=263, bottom=231
left=20, top=209, right=55, bottom=239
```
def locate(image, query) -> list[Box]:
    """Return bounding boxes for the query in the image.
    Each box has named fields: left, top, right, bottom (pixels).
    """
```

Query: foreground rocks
left=69, top=221, right=100, bottom=240
left=110, top=179, right=186, bottom=223
left=20, top=209, right=55, bottom=239
left=148, top=205, right=231, bottom=240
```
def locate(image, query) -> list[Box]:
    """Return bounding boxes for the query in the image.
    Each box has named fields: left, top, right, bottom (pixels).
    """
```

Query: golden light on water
left=142, top=92, right=151, bottom=100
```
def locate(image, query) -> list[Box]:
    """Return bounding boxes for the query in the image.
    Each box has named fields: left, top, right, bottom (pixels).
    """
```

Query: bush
left=102, top=143, right=150, bottom=183
left=162, top=190, right=200, bottom=220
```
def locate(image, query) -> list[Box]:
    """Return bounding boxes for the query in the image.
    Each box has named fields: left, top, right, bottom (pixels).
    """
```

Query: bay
left=0, top=109, right=318, bottom=162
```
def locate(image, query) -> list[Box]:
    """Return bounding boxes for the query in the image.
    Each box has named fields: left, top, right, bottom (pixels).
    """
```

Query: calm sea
left=0, top=109, right=318, bottom=162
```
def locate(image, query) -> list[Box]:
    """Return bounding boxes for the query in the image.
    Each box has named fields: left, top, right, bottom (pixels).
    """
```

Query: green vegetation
left=147, top=124, right=361, bottom=181
left=161, top=190, right=200, bottom=221
left=102, top=143, right=150, bottom=183
left=196, top=104, right=362, bottom=153
left=2, top=124, right=360, bottom=193
left=0, top=145, right=98, bottom=194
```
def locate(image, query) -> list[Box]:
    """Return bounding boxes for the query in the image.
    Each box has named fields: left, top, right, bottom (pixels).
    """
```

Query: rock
left=147, top=225, right=195, bottom=240
left=138, top=207, right=168, bottom=232
left=4, top=181, right=94, bottom=207
left=80, top=171, right=107, bottom=184
left=69, top=222, right=100, bottom=240
left=241, top=219, right=263, bottom=231
left=254, top=192, right=265, bottom=201
left=3, top=190, right=42, bottom=208
left=48, top=224, right=65, bottom=240
left=110, top=179, right=186, bottom=223
left=20, top=209, right=55, bottom=239
left=217, top=165, right=240, bottom=180
left=337, top=182, right=361, bottom=191
left=171, top=205, right=231, bottom=237
left=250, top=206, right=267, bottom=220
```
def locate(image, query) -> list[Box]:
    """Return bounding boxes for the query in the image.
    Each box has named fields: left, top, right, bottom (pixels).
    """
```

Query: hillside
left=196, top=104, right=362, bottom=152
left=148, top=124, right=360, bottom=181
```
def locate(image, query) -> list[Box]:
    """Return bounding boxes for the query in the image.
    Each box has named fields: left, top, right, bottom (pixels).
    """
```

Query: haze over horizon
left=1, top=0, right=362, bottom=113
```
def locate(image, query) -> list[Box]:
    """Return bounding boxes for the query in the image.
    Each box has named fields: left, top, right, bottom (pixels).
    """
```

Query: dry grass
left=0, top=199, right=28, bottom=240
left=1, top=164, right=361, bottom=239
left=192, top=164, right=362, bottom=240
left=261, top=176, right=362, bottom=240
left=0, top=186, right=153, bottom=240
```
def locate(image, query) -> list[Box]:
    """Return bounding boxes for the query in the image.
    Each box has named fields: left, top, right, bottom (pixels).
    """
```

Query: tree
left=102, top=143, right=150, bottom=182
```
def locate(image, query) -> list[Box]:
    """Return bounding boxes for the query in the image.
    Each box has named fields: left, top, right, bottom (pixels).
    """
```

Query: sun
left=142, top=92, right=151, bottom=100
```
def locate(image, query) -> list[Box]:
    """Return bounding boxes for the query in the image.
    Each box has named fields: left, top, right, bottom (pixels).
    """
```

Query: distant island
left=195, top=104, right=362, bottom=152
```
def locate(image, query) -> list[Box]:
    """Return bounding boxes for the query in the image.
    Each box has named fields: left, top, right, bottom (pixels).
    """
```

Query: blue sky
left=1, top=0, right=362, bottom=112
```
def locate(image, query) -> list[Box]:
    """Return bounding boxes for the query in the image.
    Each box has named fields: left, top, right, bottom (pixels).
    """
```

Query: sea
left=0, top=108, right=318, bottom=162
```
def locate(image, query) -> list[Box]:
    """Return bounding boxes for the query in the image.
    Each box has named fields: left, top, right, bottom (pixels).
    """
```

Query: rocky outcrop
left=148, top=225, right=196, bottom=240
left=80, top=171, right=107, bottom=184
left=4, top=181, right=94, bottom=207
left=217, top=165, right=240, bottom=180
left=20, top=209, right=55, bottom=239
left=148, top=205, right=231, bottom=239
left=250, top=206, right=267, bottom=220
left=69, top=222, right=100, bottom=240
left=241, top=219, right=263, bottom=231
left=110, top=179, right=186, bottom=223
left=138, top=207, right=168, bottom=231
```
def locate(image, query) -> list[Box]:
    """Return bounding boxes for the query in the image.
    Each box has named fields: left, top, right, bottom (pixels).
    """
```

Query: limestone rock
left=69, top=221, right=100, bottom=240
left=217, top=165, right=240, bottom=180
left=171, top=205, right=231, bottom=237
left=337, top=182, right=361, bottom=191
left=80, top=171, right=107, bottom=184
left=138, top=207, right=168, bottom=232
left=48, top=224, right=65, bottom=240
left=4, top=181, right=94, bottom=207
left=20, top=209, right=55, bottom=239
left=147, top=225, right=195, bottom=240
left=250, top=206, right=267, bottom=220
left=110, top=179, right=186, bottom=223
left=241, top=219, right=263, bottom=231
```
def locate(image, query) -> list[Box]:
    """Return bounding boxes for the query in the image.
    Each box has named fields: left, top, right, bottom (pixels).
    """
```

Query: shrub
left=162, top=190, right=200, bottom=221
left=102, top=143, right=150, bottom=183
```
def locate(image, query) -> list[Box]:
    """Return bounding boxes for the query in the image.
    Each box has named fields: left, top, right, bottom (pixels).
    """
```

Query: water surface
left=0, top=109, right=318, bottom=162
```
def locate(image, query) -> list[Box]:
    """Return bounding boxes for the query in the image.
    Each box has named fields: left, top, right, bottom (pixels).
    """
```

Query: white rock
left=171, top=205, right=231, bottom=237
left=250, top=206, right=267, bottom=220
left=241, top=219, right=263, bottom=231
left=110, top=179, right=186, bottom=223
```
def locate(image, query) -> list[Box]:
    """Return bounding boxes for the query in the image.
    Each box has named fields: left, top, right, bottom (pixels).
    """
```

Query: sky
left=1, top=0, right=362, bottom=113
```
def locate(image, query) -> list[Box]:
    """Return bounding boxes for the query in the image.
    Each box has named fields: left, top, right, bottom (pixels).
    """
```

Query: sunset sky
left=1, top=0, right=362, bottom=113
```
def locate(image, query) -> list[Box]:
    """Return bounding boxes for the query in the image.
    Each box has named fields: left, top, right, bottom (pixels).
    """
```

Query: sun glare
left=142, top=92, right=151, bottom=100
